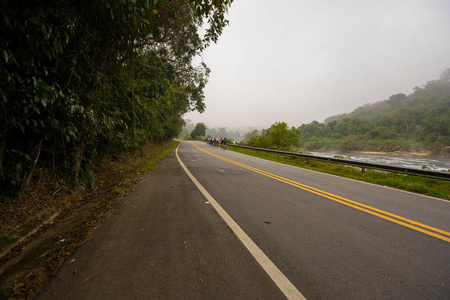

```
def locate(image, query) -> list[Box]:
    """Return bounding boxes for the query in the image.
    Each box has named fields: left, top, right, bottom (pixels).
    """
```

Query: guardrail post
left=362, top=168, right=366, bottom=174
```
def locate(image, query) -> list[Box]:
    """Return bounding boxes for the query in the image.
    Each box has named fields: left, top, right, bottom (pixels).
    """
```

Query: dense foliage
left=0, top=0, right=232, bottom=190
left=189, top=122, right=206, bottom=139
left=298, top=70, right=450, bottom=154
left=246, top=122, right=301, bottom=151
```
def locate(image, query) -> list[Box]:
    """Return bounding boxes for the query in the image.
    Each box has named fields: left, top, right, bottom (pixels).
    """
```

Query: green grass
left=138, top=141, right=179, bottom=173
left=228, top=146, right=450, bottom=200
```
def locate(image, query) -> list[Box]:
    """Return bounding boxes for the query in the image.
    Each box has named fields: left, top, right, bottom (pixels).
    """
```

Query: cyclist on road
left=220, top=137, right=228, bottom=149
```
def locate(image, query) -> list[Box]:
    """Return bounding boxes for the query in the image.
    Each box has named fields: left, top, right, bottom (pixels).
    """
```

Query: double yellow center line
left=191, top=142, right=450, bottom=243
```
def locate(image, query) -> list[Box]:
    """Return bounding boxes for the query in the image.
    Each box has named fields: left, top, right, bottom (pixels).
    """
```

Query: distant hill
left=298, top=69, right=450, bottom=154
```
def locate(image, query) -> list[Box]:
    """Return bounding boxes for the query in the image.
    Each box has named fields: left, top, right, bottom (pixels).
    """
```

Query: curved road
left=179, top=141, right=450, bottom=299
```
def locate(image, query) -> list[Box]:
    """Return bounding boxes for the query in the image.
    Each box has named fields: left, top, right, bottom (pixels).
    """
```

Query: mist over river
left=311, top=151, right=450, bottom=172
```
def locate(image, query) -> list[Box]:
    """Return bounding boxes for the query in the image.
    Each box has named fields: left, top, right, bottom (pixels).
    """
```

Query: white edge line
left=176, top=143, right=306, bottom=300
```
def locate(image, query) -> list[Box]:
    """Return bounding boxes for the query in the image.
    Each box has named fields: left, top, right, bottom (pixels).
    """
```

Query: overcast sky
left=184, top=0, right=450, bottom=130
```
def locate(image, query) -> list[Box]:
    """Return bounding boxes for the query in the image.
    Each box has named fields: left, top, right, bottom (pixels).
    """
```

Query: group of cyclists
left=206, top=137, right=228, bottom=149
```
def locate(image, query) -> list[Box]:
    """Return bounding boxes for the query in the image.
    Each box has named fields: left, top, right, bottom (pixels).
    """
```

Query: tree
left=245, top=122, right=300, bottom=151
left=243, top=129, right=260, bottom=142
left=207, top=127, right=218, bottom=137
left=265, top=122, right=301, bottom=151
left=0, top=0, right=234, bottom=189
left=298, top=121, right=324, bottom=138
left=217, top=127, right=228, bottom=137
left=440, top=68, right=450, bottom=82
left=190, top=123, right=207, bottom=139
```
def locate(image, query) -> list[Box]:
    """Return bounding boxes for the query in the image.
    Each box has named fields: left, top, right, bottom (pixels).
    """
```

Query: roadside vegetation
left=1, top=0, right=232, bottom=194
left=0, top=141, right=178, bottom=299
left=244, top=122, right=301, bottom=151
left=228, top=146, right=450, bottom=201
left=1, top=1, right=233, bottom=298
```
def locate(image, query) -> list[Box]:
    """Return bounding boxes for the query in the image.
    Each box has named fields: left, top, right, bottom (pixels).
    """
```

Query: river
left=310, top=151, right=450, bottom=172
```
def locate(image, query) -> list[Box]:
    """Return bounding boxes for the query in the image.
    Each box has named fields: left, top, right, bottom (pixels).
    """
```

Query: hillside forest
left=298, top=69, right=450, bottom=154
left=185, top=69, right=450, bottom=155
left=0, top=0, right=233, bottom=192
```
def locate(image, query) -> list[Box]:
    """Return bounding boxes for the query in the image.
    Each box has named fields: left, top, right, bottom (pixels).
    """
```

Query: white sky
left=184, top=0, right=450, bottom=129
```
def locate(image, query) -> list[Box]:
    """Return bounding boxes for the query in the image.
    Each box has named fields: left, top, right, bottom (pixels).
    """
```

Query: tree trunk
left=72, top=139, right=86, bottom=183
left=20, top=138, right=43, bottom=194
left=0, top=135, right=5, bottom=180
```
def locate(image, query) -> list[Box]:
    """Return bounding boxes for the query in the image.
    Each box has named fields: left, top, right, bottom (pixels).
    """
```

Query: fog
left=183, top=0, right=450, bottom=129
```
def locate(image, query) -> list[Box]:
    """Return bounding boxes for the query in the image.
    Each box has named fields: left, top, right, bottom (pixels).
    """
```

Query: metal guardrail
left=228, top=144, right=450, bottom=181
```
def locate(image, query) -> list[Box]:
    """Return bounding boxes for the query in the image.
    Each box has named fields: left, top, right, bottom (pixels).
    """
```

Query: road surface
left=38, top=141, right=450, bottom=299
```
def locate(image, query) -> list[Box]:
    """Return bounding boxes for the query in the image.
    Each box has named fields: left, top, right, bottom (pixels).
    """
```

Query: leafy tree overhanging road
left=0, top=0, right=233, bottom=191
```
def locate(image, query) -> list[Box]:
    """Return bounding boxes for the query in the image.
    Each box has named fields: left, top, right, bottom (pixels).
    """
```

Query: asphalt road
left=178, top=141, right=449, bottom=299
left=37, top=141, right=449, bottom=299
left=36, top=145, right=285, bottom=300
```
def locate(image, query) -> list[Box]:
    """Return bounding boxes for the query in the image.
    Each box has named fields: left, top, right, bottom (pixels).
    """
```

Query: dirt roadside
left=0, top=142, right=178, bottom=299
left=2, top=143, right=285, bottom=299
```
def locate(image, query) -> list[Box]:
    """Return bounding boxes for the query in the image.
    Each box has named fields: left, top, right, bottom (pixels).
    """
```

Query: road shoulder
left=36, top=150, right=285, bottom=299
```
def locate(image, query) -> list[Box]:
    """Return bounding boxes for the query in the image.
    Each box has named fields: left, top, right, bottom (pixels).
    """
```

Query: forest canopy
left=0, top=0, right=233, bottom=189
